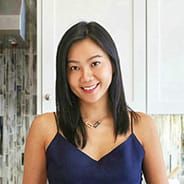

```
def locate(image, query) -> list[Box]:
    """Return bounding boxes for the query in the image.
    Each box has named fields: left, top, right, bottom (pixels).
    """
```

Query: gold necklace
left=84, top=120, right=101, bottom=128
left=83, top=115, right=108, bottom=128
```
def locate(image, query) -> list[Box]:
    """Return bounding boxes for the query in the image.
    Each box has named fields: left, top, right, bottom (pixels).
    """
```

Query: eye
left=69, top=66, right=80, bottom=71
left=91, top=61, right=101, bottom=67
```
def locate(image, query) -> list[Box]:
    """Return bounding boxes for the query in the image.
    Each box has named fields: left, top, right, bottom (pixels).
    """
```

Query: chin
left=80, top=97, right=102, bottom=104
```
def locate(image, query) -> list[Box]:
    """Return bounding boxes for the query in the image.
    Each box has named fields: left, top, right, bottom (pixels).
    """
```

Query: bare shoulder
left=23, top=112, right=56, bottom=183
left=132, top=112, right=158, bottom=146
left=30, top=112, right=56, bottom=133
left=27, top=112, right=57, bottom=149
left=135, top=112, right=156, bottom=128
left=132, top=111, right=156, bottom=131
left=133, top=112, right=168, bottom=183
left=31, top=112, right=54, bottom=128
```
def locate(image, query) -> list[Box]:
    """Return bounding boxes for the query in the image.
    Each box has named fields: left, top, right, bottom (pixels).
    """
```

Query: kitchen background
left=0, top=0, right=36, bottom=183
left=0, top=0, right=184, bottom=184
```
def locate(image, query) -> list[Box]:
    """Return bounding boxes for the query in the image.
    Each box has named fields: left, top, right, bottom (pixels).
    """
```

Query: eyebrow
left=87, top=55, right=103, bottom=61
left=68, top=55, right=103, bottom=63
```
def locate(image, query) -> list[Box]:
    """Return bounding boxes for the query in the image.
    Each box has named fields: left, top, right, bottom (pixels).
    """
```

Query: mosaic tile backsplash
left=0, top=0, right=36, bottom=183
left=153, top=115, right=184, bottom=180
left=0, top=47, right=37, bottom=183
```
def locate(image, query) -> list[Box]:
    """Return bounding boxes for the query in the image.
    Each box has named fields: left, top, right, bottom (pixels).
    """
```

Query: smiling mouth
left=81, top=83, right=100, bottom=91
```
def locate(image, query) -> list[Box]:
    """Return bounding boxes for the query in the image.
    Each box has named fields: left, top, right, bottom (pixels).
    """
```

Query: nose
left=80, top=67, right=94, bottom=83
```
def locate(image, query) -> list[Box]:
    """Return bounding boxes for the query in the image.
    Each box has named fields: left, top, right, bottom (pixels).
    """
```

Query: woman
left=23, top=21, right=168, bottom=184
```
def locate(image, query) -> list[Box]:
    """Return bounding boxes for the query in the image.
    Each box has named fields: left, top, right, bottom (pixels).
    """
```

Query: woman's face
left=67, top=38, right=113, bottom=104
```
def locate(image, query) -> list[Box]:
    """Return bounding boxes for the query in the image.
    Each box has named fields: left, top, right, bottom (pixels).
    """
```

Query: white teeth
left=83, top=84, right=97, bottom=90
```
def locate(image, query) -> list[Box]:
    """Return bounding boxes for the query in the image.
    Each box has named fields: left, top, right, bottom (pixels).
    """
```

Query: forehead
left=67, top=38, right=106, bottom=59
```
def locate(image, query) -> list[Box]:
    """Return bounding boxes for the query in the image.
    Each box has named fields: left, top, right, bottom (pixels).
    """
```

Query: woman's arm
left=137, top=113, right=168, bottom=184
left=22, top=115, right=47, bottom=184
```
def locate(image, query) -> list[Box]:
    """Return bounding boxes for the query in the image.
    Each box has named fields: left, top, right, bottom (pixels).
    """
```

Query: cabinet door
left=38, top=0, right=146, bottom=113
left=147, top=0, right=184, bottom=114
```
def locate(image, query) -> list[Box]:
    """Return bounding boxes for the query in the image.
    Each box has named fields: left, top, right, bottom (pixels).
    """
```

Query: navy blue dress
left=46, top=114, right=145, bottom=184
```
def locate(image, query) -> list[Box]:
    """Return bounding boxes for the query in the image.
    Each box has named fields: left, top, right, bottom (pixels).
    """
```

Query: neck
left=80, top=99, right=112, bottom=121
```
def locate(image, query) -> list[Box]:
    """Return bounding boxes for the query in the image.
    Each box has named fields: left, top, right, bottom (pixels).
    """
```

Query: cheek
left=100, top=65, right=113, bottom=82
left=67, top=73, right=79, bottom=89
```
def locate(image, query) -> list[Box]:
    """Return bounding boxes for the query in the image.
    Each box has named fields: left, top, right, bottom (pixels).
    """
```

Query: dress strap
left=53, top=112, right=59, bottom=132
left=130, top=112, right=134, bottom=134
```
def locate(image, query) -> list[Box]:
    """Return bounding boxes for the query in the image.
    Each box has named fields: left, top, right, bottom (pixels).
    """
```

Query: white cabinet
left=38, top=0, right=184, bottom=114
left=147, top=0, right=184, bottom=114
left=37, top=0, right=146, bottom=113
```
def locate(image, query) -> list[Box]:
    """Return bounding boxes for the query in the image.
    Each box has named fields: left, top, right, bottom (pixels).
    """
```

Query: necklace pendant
left=92, top=121, right=101, bottom=128
left=86, top=122, right=94, bottom=128
left=86, top=121, right=101, bottom=128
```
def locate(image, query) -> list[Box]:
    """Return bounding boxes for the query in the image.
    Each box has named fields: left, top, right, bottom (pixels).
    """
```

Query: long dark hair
left=56, top=21, right=138, bottom=148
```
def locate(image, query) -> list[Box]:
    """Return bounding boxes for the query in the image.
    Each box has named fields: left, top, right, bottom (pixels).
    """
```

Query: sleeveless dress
left=46, top=113, right=145, bottom=184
